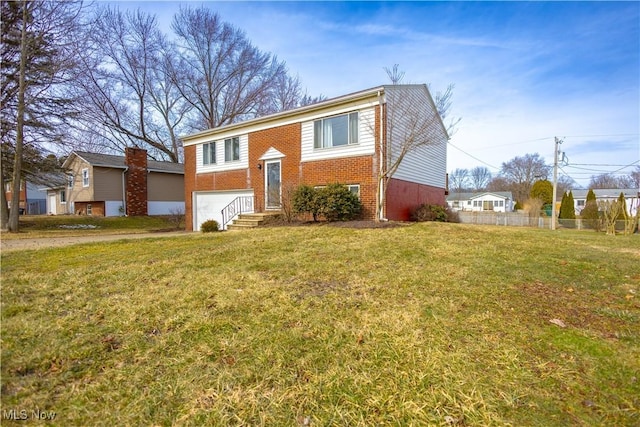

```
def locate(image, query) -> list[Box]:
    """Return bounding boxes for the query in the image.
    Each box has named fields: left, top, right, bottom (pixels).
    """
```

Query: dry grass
left=1, top=223, right=638, bottom=425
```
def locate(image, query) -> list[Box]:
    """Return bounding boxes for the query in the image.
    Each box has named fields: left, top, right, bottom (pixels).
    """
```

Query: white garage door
left=193, top=190, right=253, bottom=231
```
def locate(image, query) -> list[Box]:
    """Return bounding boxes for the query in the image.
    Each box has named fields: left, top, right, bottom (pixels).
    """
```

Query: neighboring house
left=59, top=148, right=184, bottom=216
left=3, top=179, right=48, bottom=215
left=181, top=84, right=449, bottom=231
left=447, top=191, right=515, bottom=213
left=571, top=188, right=639, bottom=216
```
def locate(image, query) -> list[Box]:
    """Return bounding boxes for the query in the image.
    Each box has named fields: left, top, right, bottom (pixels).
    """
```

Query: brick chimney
left=125, top=147, right=148, bottom=216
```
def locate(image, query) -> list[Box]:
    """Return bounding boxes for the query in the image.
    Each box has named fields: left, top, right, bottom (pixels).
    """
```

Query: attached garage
left=193, top=190, right=253, bottom=231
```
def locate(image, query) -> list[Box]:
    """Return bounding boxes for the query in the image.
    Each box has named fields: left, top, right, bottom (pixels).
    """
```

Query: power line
left=447, top=141, right=499, bottom=170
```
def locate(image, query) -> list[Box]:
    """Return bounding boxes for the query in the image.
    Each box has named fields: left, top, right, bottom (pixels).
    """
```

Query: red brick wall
left=385, top=178, right=446, bottom=221
left=125, top=147, right=148, bottom=216
left=301, top=156, right=377, bottom=219
left=74, top=201, right=105, bottom=216
left=250, top=123, right=302, bottom=212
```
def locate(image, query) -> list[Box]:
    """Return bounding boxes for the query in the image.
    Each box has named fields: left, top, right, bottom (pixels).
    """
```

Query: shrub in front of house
left=317, top=183, right=362, bottom=222
left=292, top=184, right=322, bottom=221
left=412, top=204, right=459, bottom=223
left=200, top=219, right=219, bottom=232
left=292, top=184, right=362, bottom=222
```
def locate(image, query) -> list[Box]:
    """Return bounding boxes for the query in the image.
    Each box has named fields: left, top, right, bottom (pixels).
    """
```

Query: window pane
left=314, top=120, right=322, bottom=148
left=349, top=112, right=358, bottom=144
left=325, top=115, right=348, bottom=146
left=233, top=137, right=240, bottom=160
left=203, top=143, right=210, bottom=165
left=225, top=139, right=232, bottom=162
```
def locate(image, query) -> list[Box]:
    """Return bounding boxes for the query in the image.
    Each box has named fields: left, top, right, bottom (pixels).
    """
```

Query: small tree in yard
left=581, top=200, right=601, bottom=231
left=558, top=191, right=576, bottom=227
left=600, top=200, right=622, bottom=236
left=373, top=66, right=458, bottom=222
left=292, top=184, right=321, bottom=222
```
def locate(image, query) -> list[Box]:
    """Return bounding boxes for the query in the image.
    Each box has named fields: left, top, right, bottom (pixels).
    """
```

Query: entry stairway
left=226, top=212, right=281, bottom=230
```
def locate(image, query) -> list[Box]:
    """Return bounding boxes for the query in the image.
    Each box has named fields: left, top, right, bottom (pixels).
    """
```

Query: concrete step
left=226, top=211, right=281, bottom=230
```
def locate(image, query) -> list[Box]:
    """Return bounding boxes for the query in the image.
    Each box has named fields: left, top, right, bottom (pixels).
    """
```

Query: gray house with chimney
left=49, top=148, right=184, bottom=216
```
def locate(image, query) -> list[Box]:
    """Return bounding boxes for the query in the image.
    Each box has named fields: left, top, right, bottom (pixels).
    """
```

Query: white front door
left=265, top=160, right=281, bottom=209
left=48, top=194, right=56, bottom=215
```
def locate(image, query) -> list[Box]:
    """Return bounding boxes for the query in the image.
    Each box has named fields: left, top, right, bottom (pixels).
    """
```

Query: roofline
left=63, top=151, right=183, bottom=174
left=181, top=85, right=388, bottom=143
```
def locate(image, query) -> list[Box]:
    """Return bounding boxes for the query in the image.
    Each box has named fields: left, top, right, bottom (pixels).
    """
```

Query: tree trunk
left=8, top=0, right=29, bottom=232
left=0, top=179, right=9, bottom=230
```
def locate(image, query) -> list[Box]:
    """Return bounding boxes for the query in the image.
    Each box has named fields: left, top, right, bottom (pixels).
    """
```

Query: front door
left=48, top=194, right=56, bottom=215
left=265, top=160, right=281, bottom=209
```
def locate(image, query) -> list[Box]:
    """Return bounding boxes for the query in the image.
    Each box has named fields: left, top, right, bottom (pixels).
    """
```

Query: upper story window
left=203, top=142, right=216, bottom=165
left=225, top=137, right=240, bottom=162
left=67, top=174, right=74, bottom=188
left=82, top=168, right=89, bottom=187
left=314, top=112, right=358, bottom=149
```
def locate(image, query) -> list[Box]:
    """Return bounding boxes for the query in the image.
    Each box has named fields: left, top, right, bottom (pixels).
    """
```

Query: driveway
left=1, top=231, right=189, bottom=253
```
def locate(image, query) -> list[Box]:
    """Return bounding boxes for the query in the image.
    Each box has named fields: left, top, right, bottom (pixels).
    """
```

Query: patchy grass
left=0, top=215, right=180, bottom=239
left=1, top=224, right=638, bottom=426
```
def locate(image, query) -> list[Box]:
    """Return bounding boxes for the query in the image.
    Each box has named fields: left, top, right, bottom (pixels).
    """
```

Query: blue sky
left=119, top=1, right=639, bottom=188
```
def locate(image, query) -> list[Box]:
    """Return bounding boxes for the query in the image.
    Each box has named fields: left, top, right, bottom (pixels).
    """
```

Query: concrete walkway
left=1, top=231, right=189, bottom=253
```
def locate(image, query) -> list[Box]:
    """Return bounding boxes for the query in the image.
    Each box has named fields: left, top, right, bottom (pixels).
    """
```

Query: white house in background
left=571, top=188, right=639, bottom=216
left=447, top=191, right=514, bottom=212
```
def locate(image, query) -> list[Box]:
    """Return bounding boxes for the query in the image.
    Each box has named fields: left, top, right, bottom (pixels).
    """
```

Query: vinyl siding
left=148, top=172, right=184, bottom=201
left=386, top=86, right=448, bottom=188
left=300, top=106, right=376, bottom=162
left=93, top=167, right=124, bottom=201
left=196, top=134, right=249, bottom=174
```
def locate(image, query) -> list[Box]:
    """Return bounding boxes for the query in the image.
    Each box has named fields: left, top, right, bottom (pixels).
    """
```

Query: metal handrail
left=221, top=196, right=254, bottom=229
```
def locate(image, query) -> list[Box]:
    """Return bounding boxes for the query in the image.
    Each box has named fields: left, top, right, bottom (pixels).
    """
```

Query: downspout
left=121, top=167, right=128, bottom=216
left=378, top=90, right=387, bottom=221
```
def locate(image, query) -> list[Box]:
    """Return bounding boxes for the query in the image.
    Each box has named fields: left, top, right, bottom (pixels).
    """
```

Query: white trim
left=264, top=159, right=282, bottom=210
left=259, top=147, right=285, bottom=161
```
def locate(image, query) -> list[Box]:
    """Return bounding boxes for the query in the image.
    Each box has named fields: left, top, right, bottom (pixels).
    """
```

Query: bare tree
left=469, top=166, right=492, bottom=191
left=73, top=7, right=187, bottom=162
left=170, top=6, right=289, bottom=130
left=449, top=168, right=470, bottom=193
left=500, top=153, right=550, bottom=204
left=384, top=64, right=405, bottom=84
left=589, top=173, right=634, bottom=189
left=1, top=0, right=83, bottom=231
left=630, top=166, right=640, bottom=188
left=376, top=85, right=450, bottom=220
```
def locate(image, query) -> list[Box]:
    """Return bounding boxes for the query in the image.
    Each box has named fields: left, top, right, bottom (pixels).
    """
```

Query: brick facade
left=183, top=85, right=448, bottom=230
left=125, top=147, right=148, bottom=216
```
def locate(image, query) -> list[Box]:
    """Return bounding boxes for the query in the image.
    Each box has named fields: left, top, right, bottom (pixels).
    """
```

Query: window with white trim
left=67, top=174, right=73, bottom=188
left=314, top=112, right=358, bottom=149
left=203, top=142, right=216, bottom=165
left=225, top=137, right=240, bottom=162
left=82, top=169, right=89, bottom=187
left=347, top=185, right=360, bottom=199
left=60, top=190, right=66, bottom=203
left=87, top=204, right=92, bottom=215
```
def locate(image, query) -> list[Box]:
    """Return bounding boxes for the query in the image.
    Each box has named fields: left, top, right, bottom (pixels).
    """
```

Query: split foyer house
left=182, top=84, right=449, bottom=231
left=55, top=148, right=185, bottom=216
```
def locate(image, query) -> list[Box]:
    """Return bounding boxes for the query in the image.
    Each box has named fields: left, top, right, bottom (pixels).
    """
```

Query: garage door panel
left=194, top=191, right=253, bottom=231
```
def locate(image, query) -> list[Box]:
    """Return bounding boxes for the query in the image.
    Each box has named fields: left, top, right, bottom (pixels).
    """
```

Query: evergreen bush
left=412, top=204, right=459, bottom=222
left=317, top=183, right=362, bottom=222
left=200, top=219, right=219, bottom=233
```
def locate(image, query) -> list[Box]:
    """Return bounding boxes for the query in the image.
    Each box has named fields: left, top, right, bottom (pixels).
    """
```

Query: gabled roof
left=571, top=188, right=639, bottom=199
left=447, top=191, right=513, bottom=201
left=181, top=83, right=449, bottom=144
left=63, top=151, right=184, bottom=174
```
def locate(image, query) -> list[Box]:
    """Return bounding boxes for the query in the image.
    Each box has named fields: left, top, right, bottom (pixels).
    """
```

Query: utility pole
left=551, top=137, right=562, bottom=230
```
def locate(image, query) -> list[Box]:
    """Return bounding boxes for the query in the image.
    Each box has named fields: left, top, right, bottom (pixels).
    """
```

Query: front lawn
left=1, top=224, right=638, bottom=425
left=0, top=215, right=182, bottom=239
